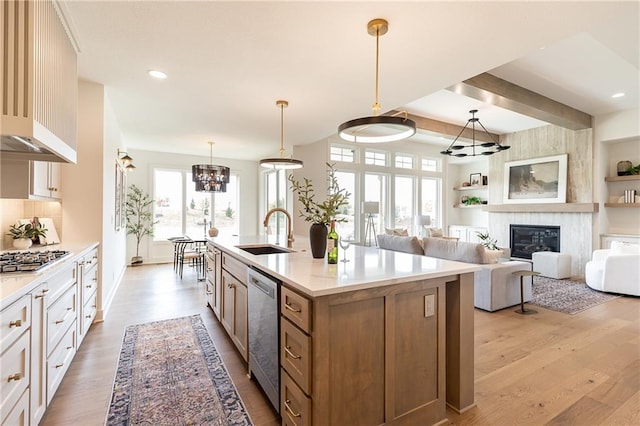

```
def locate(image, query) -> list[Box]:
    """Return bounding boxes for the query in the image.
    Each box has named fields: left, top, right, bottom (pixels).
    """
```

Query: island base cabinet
left=308, top=279, right=446, bottom=425
left=281, top=370, right=311, bottom=426
left=220, top=269, right=248, bottom=362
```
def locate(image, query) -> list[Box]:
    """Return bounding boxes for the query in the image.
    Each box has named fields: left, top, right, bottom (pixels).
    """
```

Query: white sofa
left=585, top=241, right=640, bottom=296
left=377, top=235, right=533, bottom=312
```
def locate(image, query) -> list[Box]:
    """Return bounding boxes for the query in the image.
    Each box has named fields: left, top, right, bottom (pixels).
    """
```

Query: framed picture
left=503, top=154, right=568, bottom=204
left=115, top=162, right=125, bottom=231
left=469, top=173, right=482, bottom=186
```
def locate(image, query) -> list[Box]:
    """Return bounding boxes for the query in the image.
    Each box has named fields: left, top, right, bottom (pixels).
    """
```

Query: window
left=395, top=154, right=414, bottom=169
left=330, top=146, right=356, bottom=163
left=365, top=150, right=387, bottom=166
left=265, top=169, right=288, bottom=237
left=334, top=171, right=356, bottom=239
left=364, top=173, right=388, bottom=242
left=394, top=176, right=415, bottom=230
left=153, top=168, right=239, bottom=241
left=421, top=177, right=441, bottom=227
left=421, top=158, right=438, bottom=172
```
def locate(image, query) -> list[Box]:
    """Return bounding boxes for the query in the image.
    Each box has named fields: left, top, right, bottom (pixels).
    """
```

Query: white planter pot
left=13, top=238, right=33, bottom=250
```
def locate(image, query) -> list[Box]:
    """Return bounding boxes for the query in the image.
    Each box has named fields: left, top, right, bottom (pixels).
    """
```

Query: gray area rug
left=106, top=314, right=252, bottom=425
left=531, top=276, right=620, bottom=315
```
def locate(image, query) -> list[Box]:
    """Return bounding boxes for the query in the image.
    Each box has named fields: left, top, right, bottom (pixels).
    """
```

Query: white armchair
left=585, top=242, right=640, bottom=296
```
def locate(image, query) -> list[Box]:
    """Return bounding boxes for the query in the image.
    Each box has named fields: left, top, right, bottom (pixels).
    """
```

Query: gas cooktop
left=0, top=250, right=70, bottom=273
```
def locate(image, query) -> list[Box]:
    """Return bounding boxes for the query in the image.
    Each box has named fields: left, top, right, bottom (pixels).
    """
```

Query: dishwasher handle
left=248, top=273, right=276, bottom=299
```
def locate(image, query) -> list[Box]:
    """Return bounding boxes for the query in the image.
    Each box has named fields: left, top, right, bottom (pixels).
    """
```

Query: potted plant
left=6, top=221, right=47, bottom=249
left=125, top=184, right=158, bottom=265
left=288, top=163, right=350, bottom=258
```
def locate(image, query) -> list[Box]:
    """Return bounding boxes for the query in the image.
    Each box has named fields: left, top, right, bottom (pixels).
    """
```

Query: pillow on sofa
left=425, top=227, right=443, bottom=238
left=422, top=237, right=487, bottom=264
left=610, top=241, right=640, bottom=255
left=385, top=228, right=409, bottom=236
left=483, top=248, right=504, bottom=264
left=377, top=234, right=423, bottom=255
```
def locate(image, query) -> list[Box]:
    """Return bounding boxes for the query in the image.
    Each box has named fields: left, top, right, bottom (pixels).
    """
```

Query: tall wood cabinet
left=220, top=253, right=248, bottom=361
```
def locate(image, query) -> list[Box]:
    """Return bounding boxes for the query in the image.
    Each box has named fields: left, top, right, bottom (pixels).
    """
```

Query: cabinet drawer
left=281, top=370, right=311, bottom=426
left=80, top=247, right=99, bottom=271
left=47, top=286, right=77, bottom=355
left=1, top=386, right=29, bottom=426
left=82, top=293, right=98, bottom=332
left=82, top=270, right=98, bottom=305
left=45, top=262, right=76, bottom=306
left=47, top=323, right=76, bottom=405
left=281, top=318, right=312, bottom=395
left=281, top=286, right=311, bottom=333
left=0, top=330, right=30, bottom=420
left=221, top=253, right=247, bottom=284
left=0, top=294, right=31, bottom=350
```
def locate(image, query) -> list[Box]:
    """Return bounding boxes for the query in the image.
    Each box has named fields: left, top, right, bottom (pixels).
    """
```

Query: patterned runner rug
left=106, top=315, right=252, bottom=425
left=531, top=276, right=621, bottom=315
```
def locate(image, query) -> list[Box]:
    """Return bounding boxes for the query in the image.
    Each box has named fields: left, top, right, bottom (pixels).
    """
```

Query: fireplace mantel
left=483, top=203, right=598, bottom=213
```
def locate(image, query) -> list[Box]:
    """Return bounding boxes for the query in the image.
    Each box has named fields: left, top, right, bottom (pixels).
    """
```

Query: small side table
left=512, top=270, right=540, bottom=315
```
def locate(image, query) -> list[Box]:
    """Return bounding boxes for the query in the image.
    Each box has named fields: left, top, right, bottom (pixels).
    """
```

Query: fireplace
left=510, top=225, right=560, bottom=259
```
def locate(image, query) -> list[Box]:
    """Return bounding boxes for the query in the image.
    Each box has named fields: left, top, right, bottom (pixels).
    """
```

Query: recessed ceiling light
left=611, top=92, right=625, bottom=98
left=148, top=70, right=167, bottom=79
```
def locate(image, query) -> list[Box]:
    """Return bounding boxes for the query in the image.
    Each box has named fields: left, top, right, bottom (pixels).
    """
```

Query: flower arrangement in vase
left=288, top=163, right=350, bottom=258
left=6, top=221, right=48, bottom=249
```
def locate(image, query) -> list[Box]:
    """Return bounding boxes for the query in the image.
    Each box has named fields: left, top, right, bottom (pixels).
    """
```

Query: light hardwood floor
left=41, top=263, right=639, bottom=425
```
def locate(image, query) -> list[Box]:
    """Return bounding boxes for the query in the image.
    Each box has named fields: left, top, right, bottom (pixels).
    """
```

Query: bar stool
left=512, top=270, right=540, bottom=315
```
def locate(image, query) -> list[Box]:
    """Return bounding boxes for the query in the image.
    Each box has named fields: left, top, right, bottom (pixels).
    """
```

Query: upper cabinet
left=1, top=0, right=78, bottom=163
left=0, top=159, right=63, bottom=200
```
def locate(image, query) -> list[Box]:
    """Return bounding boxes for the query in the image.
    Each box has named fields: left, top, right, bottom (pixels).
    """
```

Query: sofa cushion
left=377, top=235, right=423, bottom=255
left=425, top=227, right=443, bottom=238
left=422, top=237, right=487, bottom=264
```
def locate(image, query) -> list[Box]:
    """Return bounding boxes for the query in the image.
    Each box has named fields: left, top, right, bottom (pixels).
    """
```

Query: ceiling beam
left=388, top=111, right=500, bottom=143
left=448, top=73, right=592, bottom=130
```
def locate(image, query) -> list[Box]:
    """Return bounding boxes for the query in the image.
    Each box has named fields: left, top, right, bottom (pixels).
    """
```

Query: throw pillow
left=610, top=241, right=640, bottom=255
left=377, top=234, right=423, bottom=255
left=426, top=227, right=443, bottom=238
left=385, top=228, right=409, bottom=236
left=483, top=248, right=504, bottom=264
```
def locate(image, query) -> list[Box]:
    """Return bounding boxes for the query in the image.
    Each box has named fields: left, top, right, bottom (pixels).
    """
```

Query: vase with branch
left=125, top=184, right=158, bottom=265
left=288, top=163, right=350, bottom=258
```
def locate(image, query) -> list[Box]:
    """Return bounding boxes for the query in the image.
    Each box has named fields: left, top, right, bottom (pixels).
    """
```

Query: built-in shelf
left=453, top=185, right=488, bottom=191
left=453, top=204, right=485, bottom=209
left=604, top=175, right=640, bottom=182
left=603, top=203, right=640, bottom=208
left=483, top=203, right=599, bottom=213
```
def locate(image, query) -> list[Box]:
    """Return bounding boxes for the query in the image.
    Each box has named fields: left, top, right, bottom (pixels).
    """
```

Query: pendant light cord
left=279, top=103, right=285, bottom=158
left=209, top=141, right=214, bottom=164
left=372, top=26, right=381, bottom=116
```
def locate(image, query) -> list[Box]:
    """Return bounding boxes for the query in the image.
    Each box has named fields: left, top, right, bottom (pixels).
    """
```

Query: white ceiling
left=61, top=1, right=639, bottom=161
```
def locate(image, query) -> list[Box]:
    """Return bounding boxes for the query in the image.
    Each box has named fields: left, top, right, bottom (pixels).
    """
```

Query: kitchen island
left=206, top=235, right=478, bottom=426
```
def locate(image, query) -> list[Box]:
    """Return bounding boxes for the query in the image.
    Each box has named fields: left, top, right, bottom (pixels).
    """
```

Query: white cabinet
left=0, top=159, right=63, bottom=200
left=30, top=283, right=49, bottom=425
left=449, top=225, right=488, bottom=243
left=77, top=247, right=99, bottom=345
left=31, top=162, right=63, bottom=199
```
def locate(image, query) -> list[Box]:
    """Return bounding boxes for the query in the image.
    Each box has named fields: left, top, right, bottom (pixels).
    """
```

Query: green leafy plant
left=476, top=231, right=500, bottom=250
left=626, top=164, right=640, bottom=175
left=225, top=203, right=235, bottom=219
left=6, top=222, right=47, bottom=240
left=463, top=196, right=482, bottom=205
left=125, top=184, right=159, bottom=259
left=288, top=162, right=351, bottom=225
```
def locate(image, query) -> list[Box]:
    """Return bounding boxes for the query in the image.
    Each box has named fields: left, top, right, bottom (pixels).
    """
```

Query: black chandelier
left=192, top=141, right=230, bottom=192
left=440, top=109, right=510, bottom=157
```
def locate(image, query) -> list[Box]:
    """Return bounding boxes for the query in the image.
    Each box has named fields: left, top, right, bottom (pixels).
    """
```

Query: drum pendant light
left=260, top=100, right=303, bottom=169
left=338, top=19, right=416, bottom=143
left=192, top=141, right=230, bottom=192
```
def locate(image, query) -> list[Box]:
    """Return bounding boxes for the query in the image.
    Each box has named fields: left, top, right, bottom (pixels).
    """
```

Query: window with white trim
left=395, top=154, right=414, bottom=169
left=421, top=158, right=438, bottom=172
left=365, top=150, right=387, bottom=166
left=330, top=146, right=356, bottom=163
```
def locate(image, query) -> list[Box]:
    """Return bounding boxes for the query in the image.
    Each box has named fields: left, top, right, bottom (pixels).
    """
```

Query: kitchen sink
left=236, top=244, right=293, bottom=255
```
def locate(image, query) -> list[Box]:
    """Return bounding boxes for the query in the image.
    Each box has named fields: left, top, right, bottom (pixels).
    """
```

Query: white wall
left=124, top=149, right=259, bottom=263
left=62, top=80, right=127, bottom=321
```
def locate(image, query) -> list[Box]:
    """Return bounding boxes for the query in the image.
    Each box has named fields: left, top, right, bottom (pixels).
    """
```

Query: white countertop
left=0, top=242, right=99, bottom=309
left=207, top=235, right=479, bottom=297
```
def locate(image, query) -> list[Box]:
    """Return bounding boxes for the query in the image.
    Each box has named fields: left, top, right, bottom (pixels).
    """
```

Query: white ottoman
left=532, top=251, right=571, bottom=279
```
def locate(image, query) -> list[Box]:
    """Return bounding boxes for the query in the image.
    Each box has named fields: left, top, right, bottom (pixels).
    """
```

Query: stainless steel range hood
left=0, top=135, right=72, bottom=163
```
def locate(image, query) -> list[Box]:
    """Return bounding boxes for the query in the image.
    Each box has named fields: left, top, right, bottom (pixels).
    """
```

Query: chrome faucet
left=263, top=208, right=294, bottom=249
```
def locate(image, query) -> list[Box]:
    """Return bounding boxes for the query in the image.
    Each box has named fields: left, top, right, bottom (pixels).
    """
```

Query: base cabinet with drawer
left=280, top=278, right=446, bottom=426
left=77, top=247, right=99, bottom=345
left=220, top=253, right=248, bottom=361
left=205, top=245, right=222, bottom=320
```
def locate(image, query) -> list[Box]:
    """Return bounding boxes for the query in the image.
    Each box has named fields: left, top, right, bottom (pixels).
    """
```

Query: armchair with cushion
left=585, top=241, right=640, bottom=296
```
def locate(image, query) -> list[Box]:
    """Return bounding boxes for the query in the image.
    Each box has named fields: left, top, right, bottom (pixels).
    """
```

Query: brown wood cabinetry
left=205, top=245, right=222, bottom=319
left=281, top=278, right=447, bottom=425
left=220, top=253, right=248, bottom=361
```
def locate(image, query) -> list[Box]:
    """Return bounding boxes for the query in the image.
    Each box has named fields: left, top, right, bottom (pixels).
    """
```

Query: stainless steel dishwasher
left=247, top=267, right=280, bottom=413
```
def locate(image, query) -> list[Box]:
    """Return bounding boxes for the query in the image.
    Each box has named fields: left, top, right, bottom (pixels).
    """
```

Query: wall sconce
left=117, top=148, right=136, bottom=171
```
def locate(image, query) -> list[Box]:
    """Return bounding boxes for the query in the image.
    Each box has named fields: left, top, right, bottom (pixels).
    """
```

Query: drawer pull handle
left=67, top=307, right=73, bottom=311
left=86, top=285, right=92, bottom=289
left=86, top=315, right=92, bottom=319
left=34, top=293, right=45, bottom=299
left=42, top=288, right=49, bottom=293
left=7, top=373, right=21, bottom=382
left=284, top=303, right=301, bottom=313
left=93, top=277, right=98, bottom=282
left=284, top=345, right=302, bottom=360
left=284, top=400, right=301, bottom=418
left=55, top=319, right=65, bottom=324
left=66, top=346, right=73, bottom=350
left=228, top=283, right=236, bottom=289
left=206, top=291, right=213, bottom=295
left=9, top=320, right=22, bottom=327
left=55, top=363, right=64, bottom=369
